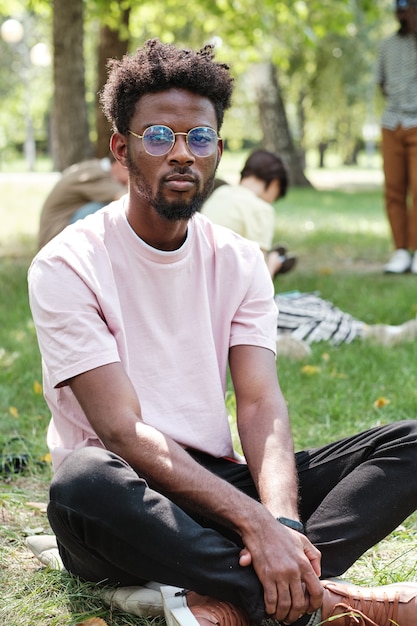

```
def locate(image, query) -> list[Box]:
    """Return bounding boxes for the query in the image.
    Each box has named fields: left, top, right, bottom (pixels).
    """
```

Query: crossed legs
left=47, top=420, right=417, bottom=623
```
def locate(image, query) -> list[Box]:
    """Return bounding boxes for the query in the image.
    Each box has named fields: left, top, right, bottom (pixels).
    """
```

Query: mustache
left=161, top=168, right=200, bottom=185
left=164, top=166, right=196, bottom=176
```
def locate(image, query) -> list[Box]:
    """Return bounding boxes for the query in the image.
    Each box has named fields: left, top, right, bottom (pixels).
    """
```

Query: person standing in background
left=376, top=0, right=417, bottom=274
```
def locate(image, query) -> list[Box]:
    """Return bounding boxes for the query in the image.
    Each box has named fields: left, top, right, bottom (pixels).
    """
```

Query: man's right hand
left=239, top=515, right=323, bottom=624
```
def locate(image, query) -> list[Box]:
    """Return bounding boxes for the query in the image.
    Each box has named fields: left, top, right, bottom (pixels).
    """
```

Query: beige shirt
left=202, top=184, right=275, bottom=252
left=38, top=158, right=126, bottom=249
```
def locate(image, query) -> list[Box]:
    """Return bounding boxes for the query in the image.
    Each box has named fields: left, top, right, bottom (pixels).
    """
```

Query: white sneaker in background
left=276, top=335, right=312, bottom=360
left=384, top=249, right=411, bottom=273
left=362, top=319, right=417, bottom=346
left=411, top=251, right=417, bottom=274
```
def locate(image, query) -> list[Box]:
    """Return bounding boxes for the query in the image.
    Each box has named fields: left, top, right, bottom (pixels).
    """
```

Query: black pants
left=48, top=420, right=417, bottom=624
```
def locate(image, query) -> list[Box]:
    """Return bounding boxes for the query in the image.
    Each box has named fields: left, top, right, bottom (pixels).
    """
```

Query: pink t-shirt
left=28, top=199, right=277, bottom=469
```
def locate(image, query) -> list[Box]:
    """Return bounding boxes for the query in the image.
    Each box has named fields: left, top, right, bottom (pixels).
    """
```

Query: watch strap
left=277, top=516, right=305, bottom=534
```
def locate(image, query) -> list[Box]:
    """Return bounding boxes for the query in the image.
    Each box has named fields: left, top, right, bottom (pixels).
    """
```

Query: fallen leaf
left=33, top=380, right=43, bottom=394
left=301, top=364, right=321, bottom=375
left=373, top=396, right=391, bottom=409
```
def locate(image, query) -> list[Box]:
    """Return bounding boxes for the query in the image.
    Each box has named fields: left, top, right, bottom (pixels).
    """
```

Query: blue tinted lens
left=188, top=127, right=218, bottom=156
left=143, top=125, right=175, bottom=155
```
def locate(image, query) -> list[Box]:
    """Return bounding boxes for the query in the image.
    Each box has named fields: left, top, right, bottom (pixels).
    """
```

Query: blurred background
left=0, top=0, right=395, bottom=181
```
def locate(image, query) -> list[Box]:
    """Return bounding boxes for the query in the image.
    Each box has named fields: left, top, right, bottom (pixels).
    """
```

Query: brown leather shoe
left=321, top=579, right=417, bottom=625
left=187, top=592, right=252, bottom=626
left=161, top=586, right=252, bottom=626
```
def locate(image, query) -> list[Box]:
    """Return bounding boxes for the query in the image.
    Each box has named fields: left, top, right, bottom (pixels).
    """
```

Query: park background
left=1, top=1, right=417, bottom=625
left=0, top=0, right=398, bottom=176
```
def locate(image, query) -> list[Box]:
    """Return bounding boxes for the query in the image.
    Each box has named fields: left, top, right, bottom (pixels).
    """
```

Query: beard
left=126, top=151, right=217, bottom=222
left=153, top=172, right=216, bottom=221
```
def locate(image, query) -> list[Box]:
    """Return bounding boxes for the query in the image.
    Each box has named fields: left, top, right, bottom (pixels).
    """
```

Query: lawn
left=1, top=166, right=417, bottom=625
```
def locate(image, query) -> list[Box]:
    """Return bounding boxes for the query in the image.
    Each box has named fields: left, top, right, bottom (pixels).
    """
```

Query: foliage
left=0, top=5, right=52, bottom=159
left=0, top=0, right=402, bottom=168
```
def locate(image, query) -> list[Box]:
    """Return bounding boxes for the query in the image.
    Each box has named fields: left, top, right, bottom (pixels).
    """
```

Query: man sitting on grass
left=29, top=39, right=417, bottom=626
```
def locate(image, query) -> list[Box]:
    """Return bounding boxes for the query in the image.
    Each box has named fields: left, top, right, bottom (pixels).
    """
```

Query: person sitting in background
left=202, top=149, right=297, bottom=277
left=203, top=150, right=417, bottom=358
left=37, top=156, right=128, bottom=249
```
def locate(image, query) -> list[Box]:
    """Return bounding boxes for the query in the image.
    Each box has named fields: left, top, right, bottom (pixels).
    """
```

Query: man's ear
left=217, top=138, right=224, bottom=161
left=110, top=132, right=128, bottom=167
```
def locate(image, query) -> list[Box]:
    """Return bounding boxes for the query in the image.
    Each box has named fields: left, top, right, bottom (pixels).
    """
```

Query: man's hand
left=239, top=517, right=323, bottom=624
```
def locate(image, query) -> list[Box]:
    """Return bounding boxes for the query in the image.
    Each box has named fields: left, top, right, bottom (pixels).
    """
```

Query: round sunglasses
left=128, top=125, right=220, bottom=157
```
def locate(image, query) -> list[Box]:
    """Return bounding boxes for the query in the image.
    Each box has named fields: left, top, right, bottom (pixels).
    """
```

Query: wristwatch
left=277, top=516, right=305, bottom=534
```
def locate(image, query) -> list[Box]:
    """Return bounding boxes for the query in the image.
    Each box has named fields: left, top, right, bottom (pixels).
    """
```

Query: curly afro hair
left=100, top=39, right=234, bottom=135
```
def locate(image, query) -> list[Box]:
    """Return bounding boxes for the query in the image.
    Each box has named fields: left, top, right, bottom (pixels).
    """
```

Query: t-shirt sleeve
left=229, top=247, right=278, bottom=354
left=28, top=253, right=121, bottom=389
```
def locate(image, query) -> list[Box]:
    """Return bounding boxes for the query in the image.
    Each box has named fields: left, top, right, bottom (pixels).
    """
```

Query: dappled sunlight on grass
left=276, top=188, right=389, bottom=242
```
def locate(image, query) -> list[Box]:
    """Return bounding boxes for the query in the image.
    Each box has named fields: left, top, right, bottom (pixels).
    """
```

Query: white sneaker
left=102, top=582, right=165, bottom=617
left=384, top=249, right=411, bottom=273
left=411, top=251, right=417, bottom=274
left=276, top=335, right=312, bottom=360
left=362, top=319, right=417, bottom=346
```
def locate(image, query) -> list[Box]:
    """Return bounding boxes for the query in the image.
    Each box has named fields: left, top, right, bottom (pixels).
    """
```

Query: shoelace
left=328, top=602, right=378, bottom=625
left=327, top=589, right=400, bottom=626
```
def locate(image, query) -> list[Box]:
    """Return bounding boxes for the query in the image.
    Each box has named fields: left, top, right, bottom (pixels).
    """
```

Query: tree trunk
left=253, top=62, right=311, bottom=187
left=95, top=9, right=130, bottom=158
left=51, top=0, right=92, bottom=171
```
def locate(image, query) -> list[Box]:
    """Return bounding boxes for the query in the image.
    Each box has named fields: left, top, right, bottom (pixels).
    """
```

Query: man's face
left=125, top=88, right=223, bottom=222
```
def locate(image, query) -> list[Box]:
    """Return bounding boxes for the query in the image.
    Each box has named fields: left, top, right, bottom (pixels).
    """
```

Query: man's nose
left=168, top=135, right=195, bottom=163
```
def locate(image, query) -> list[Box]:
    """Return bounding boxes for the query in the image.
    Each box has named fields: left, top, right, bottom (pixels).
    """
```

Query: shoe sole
left=161, top=585, right=200, bottom=626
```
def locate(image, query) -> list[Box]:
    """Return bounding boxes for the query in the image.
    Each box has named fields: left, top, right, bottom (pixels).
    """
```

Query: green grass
left=1, top=168, right=417, bottom=624
left=275, top=187, right=389, bottom=269
left=0, top=171, right=59, bottom=257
